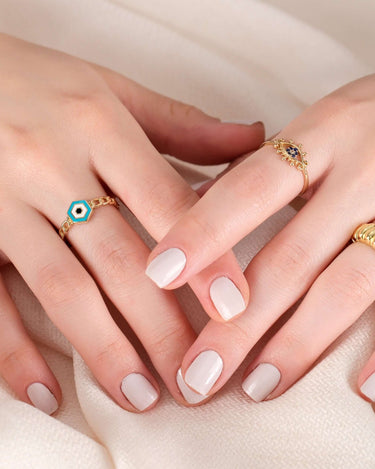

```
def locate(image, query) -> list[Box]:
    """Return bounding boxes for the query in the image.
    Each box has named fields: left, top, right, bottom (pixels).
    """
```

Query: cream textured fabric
left=0, top=0, right=375, bottom=467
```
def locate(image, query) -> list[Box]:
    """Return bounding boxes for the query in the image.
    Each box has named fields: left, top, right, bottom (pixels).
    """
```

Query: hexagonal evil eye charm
left=67, top=200, right=92, bottom=223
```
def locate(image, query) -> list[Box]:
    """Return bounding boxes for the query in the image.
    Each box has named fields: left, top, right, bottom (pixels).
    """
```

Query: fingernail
left=146, top=248, right=186, bottom=288
left=360, top=372, right=375, bottom=401
left=191, top=179, right=211, bottom=191
left=242, top=363, right=281, bottom=402
left=121, top=373, right=159, bottom=411
left=185, top=350, right=223, bottom=395
left=221, top=119, right=264, bottom=128
left=209, top=277, right=246, bottom=320
left=26, top=382, right=58, bottom=415
left=176, top=368, right=208, bottom=404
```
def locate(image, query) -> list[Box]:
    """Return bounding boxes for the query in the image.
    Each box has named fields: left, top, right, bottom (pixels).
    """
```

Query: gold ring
left=260, top=138, right=309, bottom=195
left=352, top=223, right=375, bottom=250
left=59, top=196, right=119, bottom=240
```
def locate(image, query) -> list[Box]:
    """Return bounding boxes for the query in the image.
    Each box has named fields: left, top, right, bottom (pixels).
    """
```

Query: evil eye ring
left=260, top=138, right=309, bottom=195
left=59, top=196, right=119, bottom=240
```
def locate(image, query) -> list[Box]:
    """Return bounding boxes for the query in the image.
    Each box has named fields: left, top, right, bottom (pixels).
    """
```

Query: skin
left=0, top=33, right=265, bottom=413
left=148, top=73, right=375, bottom=404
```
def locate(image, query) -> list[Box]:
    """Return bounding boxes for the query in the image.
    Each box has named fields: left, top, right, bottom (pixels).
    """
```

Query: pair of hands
left=1, top=33, right=375, bottom=415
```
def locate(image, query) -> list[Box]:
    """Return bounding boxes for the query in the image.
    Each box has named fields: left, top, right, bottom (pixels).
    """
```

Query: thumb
left=94, top=64, right=265, bottom=165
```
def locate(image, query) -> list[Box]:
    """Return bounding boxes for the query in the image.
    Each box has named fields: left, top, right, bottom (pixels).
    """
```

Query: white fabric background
left=0, top=0, right=375, bottom=467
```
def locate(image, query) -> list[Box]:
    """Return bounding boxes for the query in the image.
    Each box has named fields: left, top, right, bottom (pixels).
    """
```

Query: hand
left=147, top=74, right=375, bottom=403
left=0, top=34, right=264, bottom=413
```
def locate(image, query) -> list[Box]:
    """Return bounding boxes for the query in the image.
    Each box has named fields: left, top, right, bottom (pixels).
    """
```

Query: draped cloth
left=0, top=1, right=374, bottom=467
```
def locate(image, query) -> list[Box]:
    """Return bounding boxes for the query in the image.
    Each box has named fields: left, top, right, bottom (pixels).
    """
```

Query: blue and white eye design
left=276, top=139, right=307, bottom=168
left=67, top=200, right=92, bottom=223
left=286, top=145, right=299, bottom=158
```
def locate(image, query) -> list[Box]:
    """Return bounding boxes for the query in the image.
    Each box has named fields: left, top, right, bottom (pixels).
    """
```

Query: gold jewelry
left=352, top=223, right=375, bottom=250
left=260, top=138, right=309, bottom=195
left=59, top=196, right=119, bottom=240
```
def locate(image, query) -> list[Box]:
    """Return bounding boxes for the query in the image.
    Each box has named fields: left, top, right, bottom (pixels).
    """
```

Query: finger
left=89, top=100, right=249, bottom=322
left=30, top=160, right=206, bottom=408
left=176, top=176, right=372, bottom=397
left=241, top=241, right=375, bottom=402
left=358, top=352, right=375, bottom=403
left=0, top=273, right=61, bottom=415
left=193, top=150, right=258, bottom=197
left=146, top=127, right=332, bottom=289
left=57, top=195, right=203, bottom=405
left=238, top=175, right=373, bottom=334
left=0, top=202, right=160, bottom=413
left=93, top=64, right=265, bottom=164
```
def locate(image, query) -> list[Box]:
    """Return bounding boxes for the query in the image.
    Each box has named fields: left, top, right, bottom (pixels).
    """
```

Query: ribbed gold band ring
left=59, top=196, right=119, bottom=240
left=352, top=223, right=375, bottom=250
left=260, top=138, right=309, bottom=195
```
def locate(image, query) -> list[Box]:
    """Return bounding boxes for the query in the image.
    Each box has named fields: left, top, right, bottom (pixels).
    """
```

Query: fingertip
left=358, top=371, right=375, bottom=403
left=26, top=381, right=60, bottom=415
left=220, top=119, right=265, bottom=131
left=208, top=276, right=248, bottom=322
left=175, top=367, right=211, bottom=406
left=120, top=373, right=160, bottom=412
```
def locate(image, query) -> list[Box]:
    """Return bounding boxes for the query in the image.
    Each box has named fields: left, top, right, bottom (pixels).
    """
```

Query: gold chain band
left=352, top=223, right=375, bottom=250
left=59, top=196, right=119, bottom=240
left=260, top=138, right=309, bottom=195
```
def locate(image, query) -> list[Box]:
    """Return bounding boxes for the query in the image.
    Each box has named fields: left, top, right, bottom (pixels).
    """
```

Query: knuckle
left=231, top=164, right=272, bottom=210
left=159, top=99, right=206, bottom=153
left=0, top=346, right=36, bottom=371
left=3, top=124, right=42, bottom=162
left=93, top=231, right=147, bottom=290
left=146, top=181, right=197, bottom=229
left=148, top=320, right=188, bottom=360
left=36, top=261, right=95, bottom=311
left=328, top=267, right=374, bottom=306
left=253, top=236, right=312, bottom=293
left=272, top=238, right=311, bottom=279
left=95, top=337, right=126, bottom=368
left=223, top=321, right=252, bottom=350
left=318, top=90, right=373, bottom=135
left=167, top=99, right=201, bottom=119
left=320, top=93, right=353, bottom=121
left=273, top=330, right=312, bottom=363
left=2, top=123, right=34, bottom=149
left=0, top=123, right=59, bottom=185
left=188, top=211, right=222, bottom=249
left=60, top=90, right=116, bottom=134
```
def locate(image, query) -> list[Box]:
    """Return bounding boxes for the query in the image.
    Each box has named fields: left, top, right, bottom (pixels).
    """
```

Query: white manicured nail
left=360, top=372, right=375, bottom=401
left=185, top=350, right=223, bottom=395
left=210, top=277, right=246, bottom=320
left=26, top=382, right=58, bottom=415
left=242, top=363, right=281, bottom=402
left=121, top=373, right=159, bottom=411
left=176, top=368, right=208, bottom=404
left=191, top=179, right=211, bottom=191
left=146, top=248, right=186, bottom=288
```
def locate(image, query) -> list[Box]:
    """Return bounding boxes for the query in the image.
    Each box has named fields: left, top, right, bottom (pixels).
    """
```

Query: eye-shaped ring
left=260, top=138, right=309, bottom=195
left=59, top=196, right=119, bottom=240
left=67, top=200, right=92, bottom=223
